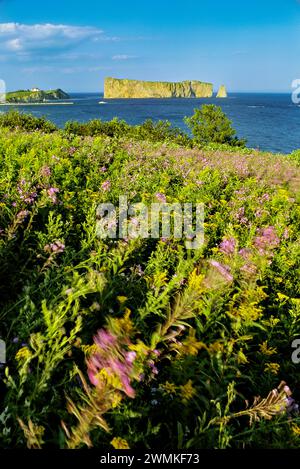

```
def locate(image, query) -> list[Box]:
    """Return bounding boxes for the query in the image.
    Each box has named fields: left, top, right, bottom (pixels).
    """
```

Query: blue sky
left=0, top=0, right=300, bottom=92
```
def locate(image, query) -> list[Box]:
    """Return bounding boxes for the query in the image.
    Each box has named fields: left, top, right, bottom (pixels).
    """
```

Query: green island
left=104, top=77, right=214, bottom=98
left=4, top=88, right=70, bottom=104
left=0, top=106, right=299, bottom=449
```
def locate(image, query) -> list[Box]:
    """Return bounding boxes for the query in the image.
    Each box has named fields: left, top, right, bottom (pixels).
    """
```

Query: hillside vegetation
left=0, top=110, right=299, bottom=449
left=5, top=89, right=70, bottom=103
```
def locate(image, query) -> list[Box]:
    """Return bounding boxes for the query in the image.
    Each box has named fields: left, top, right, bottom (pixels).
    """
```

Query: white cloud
left=0, top=22, right=110, bottom=54
left=112, top=54, right=138, bottom=60
left=6, top=38, right=22, bottom=51
left=22, top=66, right=56, bottom=73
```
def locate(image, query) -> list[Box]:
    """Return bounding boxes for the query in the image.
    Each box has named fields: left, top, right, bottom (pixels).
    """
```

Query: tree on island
left=185, top=104, right=246, bottom=147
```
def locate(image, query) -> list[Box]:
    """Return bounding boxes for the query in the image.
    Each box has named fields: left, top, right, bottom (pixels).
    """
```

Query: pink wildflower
left=16, top=210, right=30, bottom=221
left=238, top=248, right=252, bottom=260
left=155, top=192, right=167, bottom=203
left=47, top=187, right=59, bottom=203
left=209, top=260, right=234, bottom=283
left=253, top=226, right=280, bottom=254
left=101, top=180, right=111, bottom=192
left=87, top=328, right=137, bottom=398
left=40, top=166, right=51, bottom=177
left=44, top=240, right=65, bottom=254
left=240, top=263, right=257, bottom=276
left=219, top=237, right=236, bottom=255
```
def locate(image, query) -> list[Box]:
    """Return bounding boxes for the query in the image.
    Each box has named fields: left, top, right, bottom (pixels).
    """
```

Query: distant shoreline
left=0, top=102, right=74, bottom=106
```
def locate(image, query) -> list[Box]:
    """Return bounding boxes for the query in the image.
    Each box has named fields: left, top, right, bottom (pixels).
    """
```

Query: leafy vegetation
left=185, top=104, right=247, bottom=147
left=0, top=110, right=299, bottom=449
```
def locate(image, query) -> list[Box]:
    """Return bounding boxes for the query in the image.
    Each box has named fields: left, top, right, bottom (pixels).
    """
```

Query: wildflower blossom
left=24, top=192, right=37, bottom=204
left=117, top=296, right=127, bottom=304
left=209, top=260, right=234, bottom=283
left=15, top=346, right=31, bottom=362
left=69, top=147, right=77, bottom=155
left=283, top=227, right=289, bottom=239
left=155, top=192, right=167, bottom=203
left=47, top=187, right=59, bottom=203
left=161, top=381, right=177, bottom=394
left=259, top=341, right=277, bottom=356
left=16, top=210, right=30, bottom=222
left=17, top=182, right=38, bottom=205
left=110, top=437, right=130, bottom=449
left=264, top=362, right=280, bottom=375
left=219, top=237, right=236, bottom=255
left=254, top=226, right=280, bottom=255
left=44, top=241, right=65, bottom=254
left=240, top=263, right=257, bottom=276
left=180, top=380, right=196, bottom=404
left=235, top=207, right=248, bottom=225
left=147, top=359, right=158, bottom=375
left=87, top=328, right=138, bottom=397
left=238, top=248, right=252, bottom=260
left=101, top=180, right=111, bottom=192
left=40, top=166, right=51, bottom=177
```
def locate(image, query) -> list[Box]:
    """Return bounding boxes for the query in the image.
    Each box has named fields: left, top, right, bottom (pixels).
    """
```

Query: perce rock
left=104, top=77, right=213, bottom=99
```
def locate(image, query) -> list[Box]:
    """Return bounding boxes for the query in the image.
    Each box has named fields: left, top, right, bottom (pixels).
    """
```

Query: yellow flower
left=161, top=381, right=177, bottom=394
left=15, top=346, right=32, bottom=362
left=233, top=303, right=262, bottom=322
left=180, top=380, right=196, bottom=404
left=237, top=349, right=248, bottom=364
left=292, top=424, right=300, bottom=436
left=259, top=341, right=277, bottom=356
left=208, top=341, right=224, bottom=354
left=81, top=344, right=98, bottom=356
left=277, top=292, right=289, bottom=302
left=179, top=329, right=206, bottom=356
left=187, top=269, right=205, bottom=294
left=18, top=419, right=45, bottom=449
left=110, top=392, right=123, bottom=409
left=109, top=308, right=134, bottom=336
left=97, top=368, right=122, bottom=389
left=264, top=362, right=280, bottom=375
left=261, top=316, right=280, bottom=328
left=129, top=340, right=150, bottom=356
left=111, top=437, right=130, bottom=449
left=117, top=296, right=128, bottom=304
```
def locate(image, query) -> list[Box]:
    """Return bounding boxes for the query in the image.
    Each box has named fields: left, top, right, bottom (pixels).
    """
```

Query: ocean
left=1, top=92, right=299, bottom=154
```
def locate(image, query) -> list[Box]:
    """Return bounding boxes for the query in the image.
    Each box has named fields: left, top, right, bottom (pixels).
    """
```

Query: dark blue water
left=1, top=93, right=299, bottom=153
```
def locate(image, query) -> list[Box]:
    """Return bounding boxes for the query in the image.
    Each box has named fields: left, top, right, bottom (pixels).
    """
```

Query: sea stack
left=216, top=85, right=227, bottom=98
left=104, top=77, right=213, bottom=99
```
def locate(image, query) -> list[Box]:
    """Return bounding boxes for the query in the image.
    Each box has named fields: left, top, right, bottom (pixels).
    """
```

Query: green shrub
left=0, top=110, right=57, bottom=133
left=65, top=117, right=192, bottom=146
left=185, top=104, right=246, bottom=147
left=64, top=117, right=130, bottom=138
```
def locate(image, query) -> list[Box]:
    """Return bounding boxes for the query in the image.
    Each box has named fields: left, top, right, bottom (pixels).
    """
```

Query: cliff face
left=6, top=89, right=70, bottom=103
left=104, top=77, right=213, bottom=99
left=216, top=85, right=227, bottom=98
